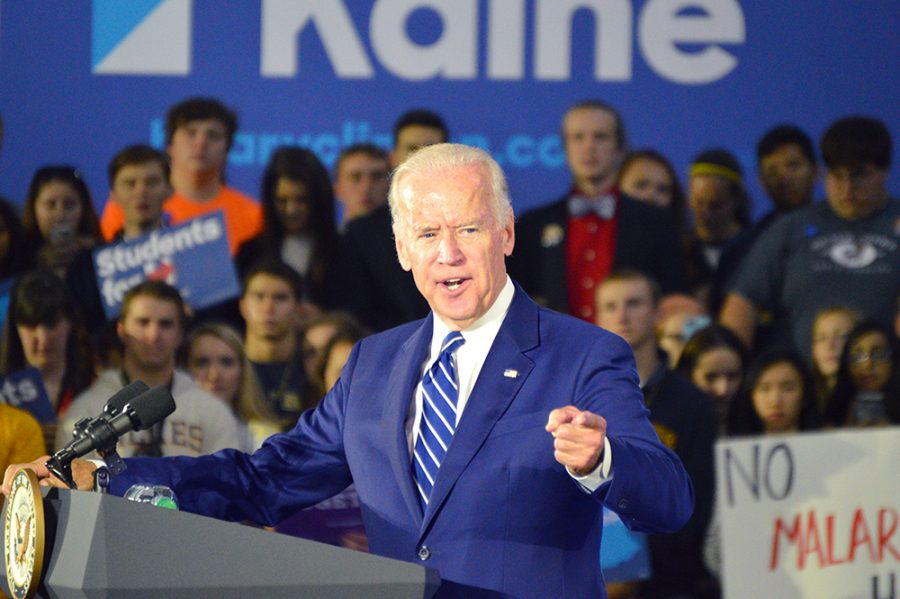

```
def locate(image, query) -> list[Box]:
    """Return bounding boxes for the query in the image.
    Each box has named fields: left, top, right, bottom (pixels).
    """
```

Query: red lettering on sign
left=825, top=514, right=848, bottom=566
left=801, top=509, right=826, bottom=569
left=770, top=506, right=899, bottom=572
left=879, top=508, right=899, bottom=562
left=770, top=514, right=802, bottom=570
left=849, top=507, right=877, bottom=562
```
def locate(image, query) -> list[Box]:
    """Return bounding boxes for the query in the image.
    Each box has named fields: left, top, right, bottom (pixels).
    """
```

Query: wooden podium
left=3, top=485, right=439, bottom=598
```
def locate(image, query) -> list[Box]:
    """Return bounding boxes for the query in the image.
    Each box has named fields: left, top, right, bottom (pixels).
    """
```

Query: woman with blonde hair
left=810, top=306, right=859, bottom=414
left=183, top=322, right=268, bottom=450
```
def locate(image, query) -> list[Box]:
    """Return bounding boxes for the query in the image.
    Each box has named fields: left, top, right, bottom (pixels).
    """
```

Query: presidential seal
left=3, top=468, right=44, bottom=599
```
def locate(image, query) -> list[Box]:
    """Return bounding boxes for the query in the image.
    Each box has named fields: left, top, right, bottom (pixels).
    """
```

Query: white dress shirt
left=406, top=276, right=612, bottom=491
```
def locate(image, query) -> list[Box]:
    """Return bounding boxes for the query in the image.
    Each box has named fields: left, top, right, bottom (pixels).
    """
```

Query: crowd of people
left=0, top=96, right=897, bottom=599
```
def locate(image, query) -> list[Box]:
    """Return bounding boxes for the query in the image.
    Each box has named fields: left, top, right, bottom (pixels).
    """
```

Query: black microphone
left=103, top=380, right=149, bottom=418
left=47, top=384, right=176, bottom=488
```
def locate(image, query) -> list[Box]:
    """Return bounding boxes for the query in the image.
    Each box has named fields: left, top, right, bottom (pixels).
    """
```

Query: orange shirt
left=100, top=186, right=263, bottom=255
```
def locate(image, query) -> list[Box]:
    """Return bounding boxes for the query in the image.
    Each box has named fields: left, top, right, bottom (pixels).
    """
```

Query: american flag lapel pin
left=503, top=369, right=518, bottom=378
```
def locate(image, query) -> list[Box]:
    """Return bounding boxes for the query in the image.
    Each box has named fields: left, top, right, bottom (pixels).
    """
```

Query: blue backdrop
left=1, top=1, right=897, bottom=220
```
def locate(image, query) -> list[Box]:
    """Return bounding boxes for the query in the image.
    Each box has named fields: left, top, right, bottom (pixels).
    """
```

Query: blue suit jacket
left=111, top=286, right=693, bottom=598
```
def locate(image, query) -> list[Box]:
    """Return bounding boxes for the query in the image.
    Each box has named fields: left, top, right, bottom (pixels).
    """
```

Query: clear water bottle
left=124, top=484, right=179, bottom=510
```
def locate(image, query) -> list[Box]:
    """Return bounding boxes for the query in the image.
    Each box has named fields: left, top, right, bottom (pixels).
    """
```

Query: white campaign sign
left=716, top=428, right=899, bottom=599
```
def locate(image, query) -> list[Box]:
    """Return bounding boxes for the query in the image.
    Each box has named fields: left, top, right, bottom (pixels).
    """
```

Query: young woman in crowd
left=300, top=311, right=367, bottom=387
left=617, top=148, right=687, bottom=218
left=727, top=348, right=822, bottom=436
left=315, top=323, right=368, bottom=398
left=676, top=324, right=747, bottom=436
left=810, top=306, right=859, bottom=415
left=21, top=165, right=102, bottom=276
left=704, top=348, right=819, bottom=588
left=827, top=321, right=900, bottom=427
left=235, top=146, right=338, bottom=308
left=0, top=268, right=94, bottom=450
left=183, top=322, right=265, bottom=450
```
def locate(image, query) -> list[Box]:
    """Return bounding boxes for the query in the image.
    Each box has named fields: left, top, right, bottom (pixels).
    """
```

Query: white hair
left=388, top=143, right=514, bottom=236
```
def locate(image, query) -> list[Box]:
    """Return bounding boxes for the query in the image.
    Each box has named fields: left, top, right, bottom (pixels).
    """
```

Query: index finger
left=546, top=405, right=581, bottom=432
left=572, top=410, right=605, bottom=430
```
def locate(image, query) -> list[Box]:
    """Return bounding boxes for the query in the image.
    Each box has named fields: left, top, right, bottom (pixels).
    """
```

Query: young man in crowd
left=706, top=126, right=820, bottom=349
left=511, top=100, right=687, bottom=322
left=330, top=109, right=449, bottom=331
left=596, top=270, right=717, bottom=599
left=57, top=281, right=242, bottom=456
left=67, top=144, right=172, bottom=332
left=333, top=143, right=391, bottom=228
left=240, top=260, right=311, bottom=436
left=756, top=124, right=818, bottom=221
left=721, top=116, right=899, bottom=359
left=100, top=96, right=261, bottom=255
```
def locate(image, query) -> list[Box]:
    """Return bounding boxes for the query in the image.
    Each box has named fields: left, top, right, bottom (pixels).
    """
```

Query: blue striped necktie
left=413, top=331, right=466, bottom=510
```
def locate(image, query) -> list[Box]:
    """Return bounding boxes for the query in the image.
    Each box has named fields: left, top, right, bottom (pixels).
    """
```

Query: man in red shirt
left=510, top=100, right=688, bottom=321
left=100, top=97, right=261, bottom=255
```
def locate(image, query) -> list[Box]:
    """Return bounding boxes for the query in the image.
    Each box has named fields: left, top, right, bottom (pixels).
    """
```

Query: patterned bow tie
left=568, top=194, right=617, bottom=220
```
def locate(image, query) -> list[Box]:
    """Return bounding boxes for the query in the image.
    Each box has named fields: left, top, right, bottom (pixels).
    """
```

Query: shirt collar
left=430, top=276, right=515, bottom=356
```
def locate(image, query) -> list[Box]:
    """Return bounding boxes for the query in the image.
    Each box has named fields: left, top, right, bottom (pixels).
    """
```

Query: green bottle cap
left=154, top=497, right=178, bottom=510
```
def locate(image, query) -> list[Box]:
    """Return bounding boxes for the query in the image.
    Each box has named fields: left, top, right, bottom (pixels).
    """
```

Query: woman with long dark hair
left=827, top=321, right=900, bottom=427
left=676, top=324, right=747, bottom=436
left=236, top=146, right=338, bottom=308
left=0, top=268, right=95, bottom=450
left=22, top=165, right=102, bottom=276
left=727, top=348, right=822, bottom=436
left=617, top=148, right=688, bottom=229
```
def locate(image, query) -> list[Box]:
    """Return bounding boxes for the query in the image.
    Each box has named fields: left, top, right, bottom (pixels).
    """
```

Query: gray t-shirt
left=730, top=199, right=900, bottom=359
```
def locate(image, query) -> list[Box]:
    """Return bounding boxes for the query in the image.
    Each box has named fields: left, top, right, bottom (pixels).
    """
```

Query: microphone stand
left=46, top=416, right=129, bottom=489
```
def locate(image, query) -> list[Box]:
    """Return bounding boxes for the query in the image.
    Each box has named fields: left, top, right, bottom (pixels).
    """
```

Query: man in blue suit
left=5, top=144, right=693, bottom=598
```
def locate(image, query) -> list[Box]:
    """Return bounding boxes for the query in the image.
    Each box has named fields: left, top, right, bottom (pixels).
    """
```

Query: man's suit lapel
left=382, top=315, right=433, bottom=527
left=542, top=198, right=569, bottom=312
left=421, top=287, right=540, bottom=533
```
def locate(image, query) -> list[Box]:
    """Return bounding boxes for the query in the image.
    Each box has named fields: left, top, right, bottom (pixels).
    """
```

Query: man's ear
left=238, top=295, right=248, bottom=320
left=502, top=214, right=515, bottom=257
left=395, top=232, right=412, bottom=271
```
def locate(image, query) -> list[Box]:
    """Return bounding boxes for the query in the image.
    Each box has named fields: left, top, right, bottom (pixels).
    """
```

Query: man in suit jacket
left=5, top=144, right=693, bottom=598
left=328, top=109, right=448, bottom=331
left=509, top=100, right=688, bottom=322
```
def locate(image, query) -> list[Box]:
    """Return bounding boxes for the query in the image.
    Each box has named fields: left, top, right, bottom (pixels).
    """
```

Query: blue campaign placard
left=93, top=211, right=240, bottom=319
left=600, top=507, right=652, bottom=583
left=0, top=367, right=56, bottom=424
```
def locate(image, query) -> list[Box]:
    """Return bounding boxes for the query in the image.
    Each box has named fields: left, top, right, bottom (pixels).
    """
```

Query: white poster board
left=716, top=428, right=899, bottom=599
